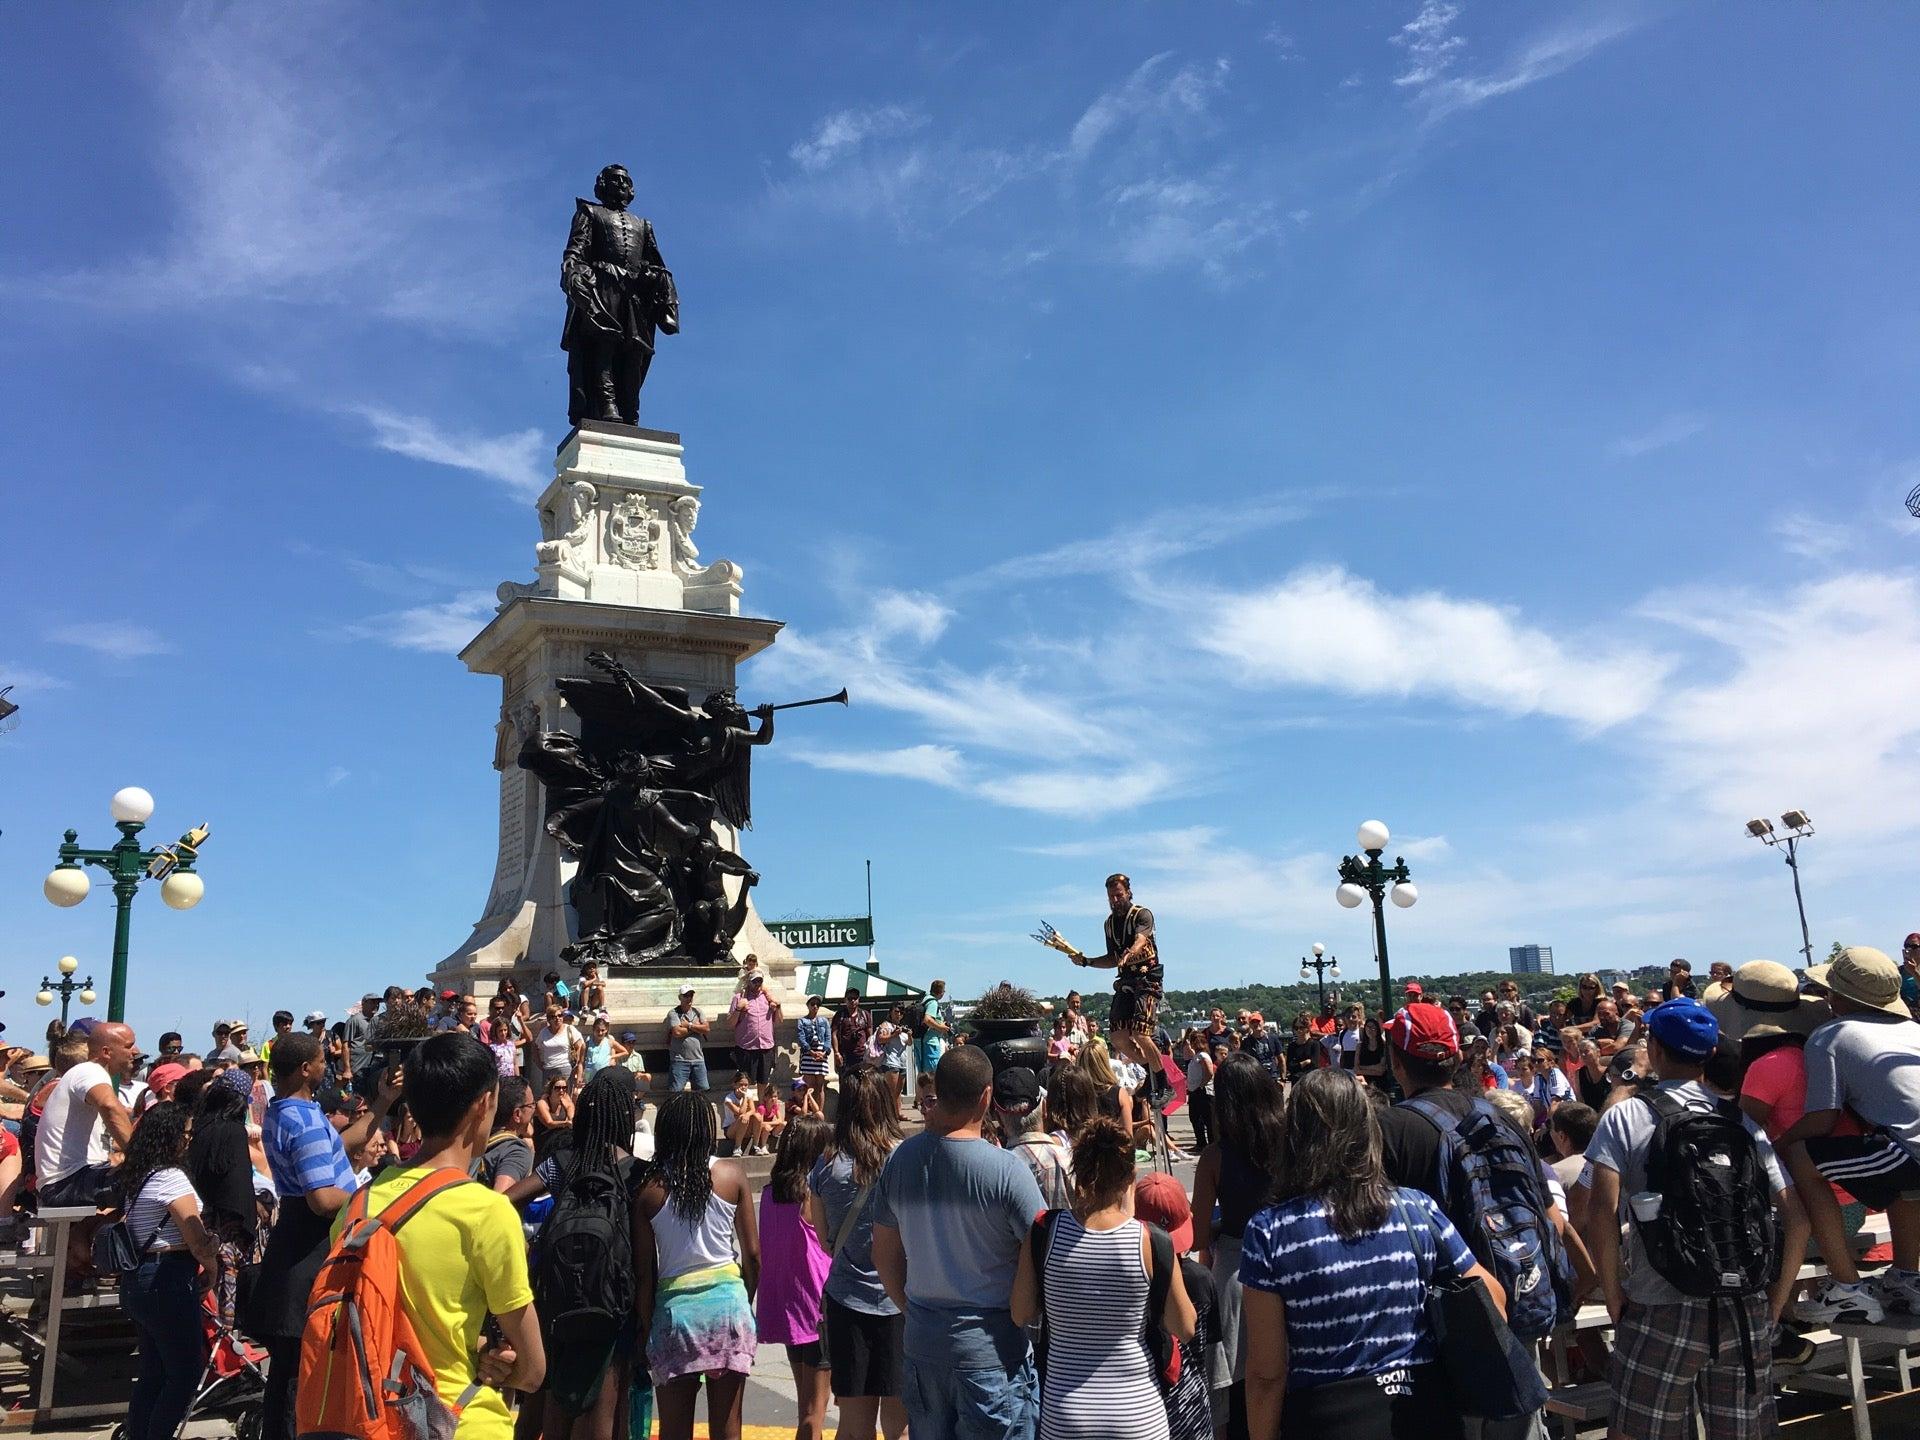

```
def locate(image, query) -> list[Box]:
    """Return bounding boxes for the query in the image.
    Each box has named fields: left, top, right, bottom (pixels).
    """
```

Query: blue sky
left=5, top=2, right=1920, bottom=1045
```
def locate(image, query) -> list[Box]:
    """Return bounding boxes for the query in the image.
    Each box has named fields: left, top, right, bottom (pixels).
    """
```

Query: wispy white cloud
left=1418, top=15, right=1644, bottom=122
left=790, top=106, right=928, bottom=172
left=341, top=591, right=496, bottom=654
left=0, top=664, right=70, bottom=693
left=1638, top=572, right=1920, bottom=841
left=1186, top=563, right=1671, bottom=730
left=787, top=743, right=967, bottom=789
left=1608, top=413, right=1707, bottom=460
left=21, top=5, right=533, bottom=330
left=325, top=765, right=351, bottom=788
left=1067, top=53, right=1228, bottom=162
left=1772, top=513, right=1852, bottom=563
left=48, top=623, right=176, bottom=660
left=344, top=406, right=547, bottom=499
left=1391, top=1, right=1466, bottom=89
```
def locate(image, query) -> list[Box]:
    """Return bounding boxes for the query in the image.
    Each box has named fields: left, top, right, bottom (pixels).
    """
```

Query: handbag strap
left=1390, top=1190, right=1434, bottom=1291
left=829, top=1179, right=876, bottom=1262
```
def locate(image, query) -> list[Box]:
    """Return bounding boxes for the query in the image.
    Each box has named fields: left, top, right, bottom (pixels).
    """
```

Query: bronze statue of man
left=561, top=164, right=679, bottom=427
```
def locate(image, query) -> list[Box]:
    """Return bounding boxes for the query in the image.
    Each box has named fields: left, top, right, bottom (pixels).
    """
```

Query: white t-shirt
left=535, top=1023, right=579, bottom=1076
left=125, top=1166, right=197, bottom=1250
left=37, top=1061, right=114, bottom=1184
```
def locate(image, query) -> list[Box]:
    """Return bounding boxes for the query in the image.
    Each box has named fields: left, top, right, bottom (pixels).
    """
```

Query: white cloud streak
left=1187, top=564, right=1671, bottom=730
left=346, top=406, right=547, bottom=499
left=1772, top=514, right=1852, bottom=563
left=341, top=591, right=496, bottom=654
left=48, top=623, right=177, bottom=660
left=1608, top=413, right=1707, bottom=459
left=790, top=106, right=929, bottom=172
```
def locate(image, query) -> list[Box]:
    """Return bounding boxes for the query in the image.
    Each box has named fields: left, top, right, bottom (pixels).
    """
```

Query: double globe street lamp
left=43, top=787, right=209, bottom=1022
left=1335, top=818, right=1419, bottom=1016
left=1300, top=942, right=1340, bottom=1012
left=35, top=956, right=97, bottom=1026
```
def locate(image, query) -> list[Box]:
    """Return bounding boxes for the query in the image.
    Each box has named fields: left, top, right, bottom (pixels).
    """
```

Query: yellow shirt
left=331, top=1164, right=533, bottom=1440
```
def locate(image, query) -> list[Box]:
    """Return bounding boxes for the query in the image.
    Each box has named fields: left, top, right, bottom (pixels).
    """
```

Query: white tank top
left=651, top=1159, right=739, bottom=1279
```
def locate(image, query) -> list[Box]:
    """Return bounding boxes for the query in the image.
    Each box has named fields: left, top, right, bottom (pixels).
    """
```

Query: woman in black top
left=1283, top=1015, right=1320, bottom=1081
left=1190, top=1054, right=1284, bottom=1440
left=188, top=1070, right=264, bottom=1329
left=1573, top=1039, right=1611, bottom=1110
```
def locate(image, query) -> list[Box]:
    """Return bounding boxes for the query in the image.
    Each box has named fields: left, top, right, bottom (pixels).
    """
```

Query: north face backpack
left=531, top=1166, right=635, bottom=1383
left=1404, top=1094, right=1574, bottom=1341
left=296, top=1168, right=478, bottom=1440
left=1635, top=1089, right=1777, bottom=1298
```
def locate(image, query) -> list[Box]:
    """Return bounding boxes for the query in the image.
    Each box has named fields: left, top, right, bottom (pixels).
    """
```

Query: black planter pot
left=969, top=1016, right=1048, bottom=1076
left=371, top=1035, right=429, bottom=1064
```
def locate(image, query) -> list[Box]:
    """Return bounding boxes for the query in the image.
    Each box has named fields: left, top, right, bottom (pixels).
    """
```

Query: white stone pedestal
left=430, top=424, right=803, bottom=1061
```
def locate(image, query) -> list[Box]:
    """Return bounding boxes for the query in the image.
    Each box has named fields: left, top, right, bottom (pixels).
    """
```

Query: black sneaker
left=1772, top=1322, right=1817, bottom=1367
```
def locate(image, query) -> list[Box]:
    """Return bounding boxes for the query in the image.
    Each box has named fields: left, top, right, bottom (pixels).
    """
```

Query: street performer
left=1036, top=873, right=1168, bottom=1088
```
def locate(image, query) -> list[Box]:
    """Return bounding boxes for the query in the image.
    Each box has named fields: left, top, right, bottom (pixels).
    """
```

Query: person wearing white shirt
left=37, top=1023, right=140, bottom=1207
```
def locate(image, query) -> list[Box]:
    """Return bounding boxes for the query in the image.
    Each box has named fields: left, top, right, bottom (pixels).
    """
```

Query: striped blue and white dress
left=1237, top=1186, right=1473, bottom=1387
left=1039, top=1212, right=1169, bottom=1440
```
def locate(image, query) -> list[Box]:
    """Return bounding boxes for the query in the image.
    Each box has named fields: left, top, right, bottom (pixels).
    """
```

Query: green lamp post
left=43, top=787, right=209, bottom=1023
left=1335, top=819, right=1419, bottom=1017
left=34, top=955, right=97, bottom=1026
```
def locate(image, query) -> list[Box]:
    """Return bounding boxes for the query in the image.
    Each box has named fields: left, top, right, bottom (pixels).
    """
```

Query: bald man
left=36, top=1021, right=138, bottom=1206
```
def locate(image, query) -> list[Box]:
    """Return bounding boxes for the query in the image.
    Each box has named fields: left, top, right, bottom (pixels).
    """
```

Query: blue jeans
left=122, top=1253, right=209, bottom=1440
left=669, top=1057, right=708, bottom=1092
left=903, top=1356, right=1037, bottom=1440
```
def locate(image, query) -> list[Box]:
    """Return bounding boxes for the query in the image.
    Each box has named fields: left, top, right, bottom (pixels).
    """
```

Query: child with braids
left=636, top=1090, right=760, bottom=1440
left=507, top=1066, right=643, bottom=1440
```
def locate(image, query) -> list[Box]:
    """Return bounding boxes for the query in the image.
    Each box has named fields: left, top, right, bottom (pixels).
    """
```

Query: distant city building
left=1509, top=944, right=1554, bottom=976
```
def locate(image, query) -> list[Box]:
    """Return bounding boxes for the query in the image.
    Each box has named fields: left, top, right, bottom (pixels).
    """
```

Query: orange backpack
left=296, top=1168, right=479, bottom=1440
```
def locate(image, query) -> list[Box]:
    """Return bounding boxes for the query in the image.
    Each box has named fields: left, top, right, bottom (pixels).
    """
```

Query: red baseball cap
left=1387, top=1003, right=1459, bottom=1060
left=1403, top=982, right=1423, bottom=997
left=1134, top=1171, right=1194, bottom=1252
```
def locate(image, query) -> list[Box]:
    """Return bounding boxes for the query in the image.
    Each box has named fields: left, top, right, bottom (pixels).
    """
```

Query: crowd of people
left=4, top=939, right=1920, bottom=1440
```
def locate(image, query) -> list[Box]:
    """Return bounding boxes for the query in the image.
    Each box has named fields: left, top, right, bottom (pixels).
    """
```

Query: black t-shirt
left=1575, top=1066, right=1611, bottom=1110
left=1662, top=977, right=1696, bottom=1001
left=1283, top=1040, right=1320, bottom=1078
left=1377, top=1086, right=1478, bottom=1202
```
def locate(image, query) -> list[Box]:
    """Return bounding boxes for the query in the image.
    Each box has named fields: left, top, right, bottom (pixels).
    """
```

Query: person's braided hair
left=652, top=1089, right=719, bottom=1223
left=562, top=1065, right=637, bottom=1191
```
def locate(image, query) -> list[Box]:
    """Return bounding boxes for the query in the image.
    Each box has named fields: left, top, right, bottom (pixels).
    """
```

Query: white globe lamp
left=79, top=988, right=97, bottom=1006
left=110, top=787, right=156, bottom=825
left=1390, top=883, right=1419, bottom=909
left=44, top=867, right=90, bottom=907
left=1335, top=882, right=1367, bottom=909
left=1356, top=819, right=1391, bottom=853
left=1331, top=963, right=1342, bottom=979
left=35, top=989, right=53, bottom=1008
left=1312, top=942, right=1325, bottom=958
left=58, top=954, right=79, bottom=976
left=161, top=871, right=205, bottom=911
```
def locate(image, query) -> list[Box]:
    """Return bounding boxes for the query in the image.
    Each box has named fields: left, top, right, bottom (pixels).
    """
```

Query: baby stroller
left=111, top=1292, right=268, bottom=1440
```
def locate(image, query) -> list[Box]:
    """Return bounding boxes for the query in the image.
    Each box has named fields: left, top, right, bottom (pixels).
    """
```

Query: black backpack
left=1030, top=1209, right=1178, bottom=1393
left=532, top=1166, right=634, bottom=1397
left=1635, top=1090, right=1777, bottom=1298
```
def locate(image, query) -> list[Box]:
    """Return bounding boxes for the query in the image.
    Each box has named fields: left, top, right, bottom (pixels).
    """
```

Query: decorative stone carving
left=607, top=493, right=661, bottom=571
left=536, top=480, right=598, bottom=570
left=668, top=496, right=701, bottom=577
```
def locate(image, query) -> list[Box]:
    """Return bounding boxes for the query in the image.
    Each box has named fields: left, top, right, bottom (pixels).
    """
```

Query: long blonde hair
left=1075, top=1038, right=1118, bottom=1090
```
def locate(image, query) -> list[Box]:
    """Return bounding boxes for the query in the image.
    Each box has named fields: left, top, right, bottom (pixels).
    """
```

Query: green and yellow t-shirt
left=331, top=1164, right=533, bottom=1440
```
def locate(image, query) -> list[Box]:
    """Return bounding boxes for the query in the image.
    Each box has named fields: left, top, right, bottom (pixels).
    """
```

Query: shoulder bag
left=814, top=1177, right=875, bottom=1355
left=1392, top=1191, right=1549, bottom=1420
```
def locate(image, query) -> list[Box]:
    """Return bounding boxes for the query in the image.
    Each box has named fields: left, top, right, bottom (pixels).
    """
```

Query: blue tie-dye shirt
left=1238, top=1186, right=1472, bottom=1387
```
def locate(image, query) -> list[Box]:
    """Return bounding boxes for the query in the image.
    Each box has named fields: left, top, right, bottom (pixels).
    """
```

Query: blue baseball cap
left=1646, top=997, right=1719, bottom=1062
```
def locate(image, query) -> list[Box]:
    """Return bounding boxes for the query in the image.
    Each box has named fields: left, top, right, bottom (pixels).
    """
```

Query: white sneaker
left=1795, top=1278, right=1886, bottom=1325
left=1873, top=1268, right=1920, bottom=1317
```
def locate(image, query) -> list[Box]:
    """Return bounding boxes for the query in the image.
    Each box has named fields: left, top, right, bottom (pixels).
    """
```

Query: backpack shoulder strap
left=1143, top=1221, right=1173, bottom=1331
left=372, top=1167, right=474, bottom=1235
left=1639, top=1087, right=1687, bottom=1125
left=1402, top=1093, right=1461, bottom=1134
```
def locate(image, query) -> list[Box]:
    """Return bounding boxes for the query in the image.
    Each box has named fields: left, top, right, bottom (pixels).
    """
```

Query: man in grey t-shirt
left=872, top=1045, right=1042, bottom=1440
left=1581, top=999, right=1806, bottom=1440
left=666, top=986, right=709, bottom=1092
left=1779, top=946, right=1920, bottom=1321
